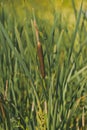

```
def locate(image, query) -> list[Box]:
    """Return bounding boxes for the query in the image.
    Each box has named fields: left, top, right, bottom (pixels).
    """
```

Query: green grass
left=0, top=0, right=87, bottom=130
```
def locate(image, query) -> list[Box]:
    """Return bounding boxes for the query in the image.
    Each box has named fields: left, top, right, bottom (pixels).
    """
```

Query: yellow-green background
left=0, top=0, right=87, bottom=23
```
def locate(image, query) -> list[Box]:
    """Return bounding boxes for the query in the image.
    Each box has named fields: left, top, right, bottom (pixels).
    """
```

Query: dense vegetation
left=0, top=0, right=87, bottom=130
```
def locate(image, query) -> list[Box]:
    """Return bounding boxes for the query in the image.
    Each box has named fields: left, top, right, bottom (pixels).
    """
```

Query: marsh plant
left=0, top=0, right=87, bottom=130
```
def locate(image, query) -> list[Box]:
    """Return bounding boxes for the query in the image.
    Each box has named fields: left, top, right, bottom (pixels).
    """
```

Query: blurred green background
left=0, top=0, right=87, bottom=23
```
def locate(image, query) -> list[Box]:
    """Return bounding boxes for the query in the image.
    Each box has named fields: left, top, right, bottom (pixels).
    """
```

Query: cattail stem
left=82, top=107, right=85, bottom=128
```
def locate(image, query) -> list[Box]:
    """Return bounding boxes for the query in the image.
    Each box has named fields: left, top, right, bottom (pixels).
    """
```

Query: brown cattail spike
left=33, top=18, right=45, bottom=78
left=0, top=102, right=5, bottom=119
left=37, top=41, right=45, bottom=78
left=4, top=80, right=8, bottom=100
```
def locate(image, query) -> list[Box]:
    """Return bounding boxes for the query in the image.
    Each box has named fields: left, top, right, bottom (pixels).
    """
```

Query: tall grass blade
left=68, top=0, right=83, bottom=63
left=72, top=0, right=77, bottom=19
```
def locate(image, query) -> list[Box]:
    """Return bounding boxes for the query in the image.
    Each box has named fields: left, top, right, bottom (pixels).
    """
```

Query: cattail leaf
left=68, top=0, right=83, bottom=63
left=15, top=23, right=24, bottom=57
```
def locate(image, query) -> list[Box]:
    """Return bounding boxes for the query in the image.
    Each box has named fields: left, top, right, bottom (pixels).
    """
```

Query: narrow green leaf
left=68, top=0, right=83, bottom=63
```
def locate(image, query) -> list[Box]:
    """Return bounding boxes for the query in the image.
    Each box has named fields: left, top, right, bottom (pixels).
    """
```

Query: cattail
left=4, top=80, right=8, bottom=100
left=37, top=41, right=45, bottom=78
left=0, top=102, right=5, bottom=119
left=32, top=18, right=45, bottom=78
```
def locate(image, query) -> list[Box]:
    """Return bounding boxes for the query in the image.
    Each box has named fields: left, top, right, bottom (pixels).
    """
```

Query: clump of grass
left=0, top=0, right=87, bottom=130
